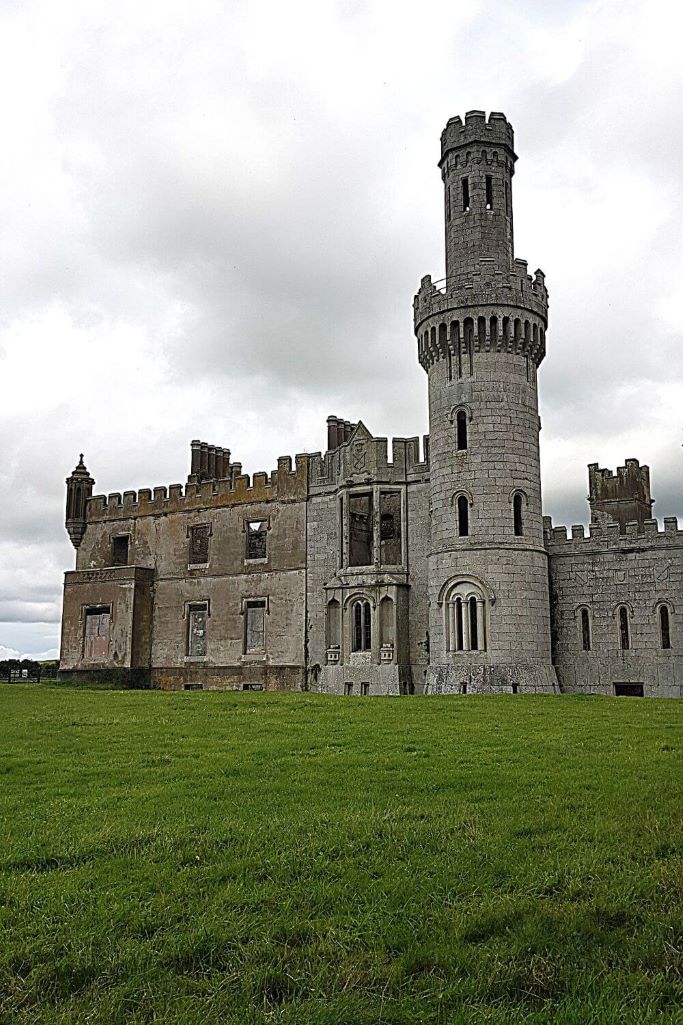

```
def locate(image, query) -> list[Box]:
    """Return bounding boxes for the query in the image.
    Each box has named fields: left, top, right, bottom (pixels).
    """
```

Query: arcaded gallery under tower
left=60, top=111, right=682, bottom=698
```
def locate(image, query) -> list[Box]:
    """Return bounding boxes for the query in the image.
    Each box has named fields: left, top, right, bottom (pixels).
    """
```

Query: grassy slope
left=0, top=687, right=681, bottom=1024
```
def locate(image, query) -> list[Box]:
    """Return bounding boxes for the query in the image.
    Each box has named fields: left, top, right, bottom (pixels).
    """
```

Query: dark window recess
left=352, top=600, right=371, bottom=652
left=189, top=524, right=211, bottom=565
left=243, top=682, right=263, bottom=691
left=462, top=177, right=470, bottom=211
left=360, top=682, right=369, bottom=696
left=446, top=185, right=451, bottom=221
left=184, top=683, right=203, bottom=691
left=457, top=495, right=469, bottom=537
left=614, top=683, right=644, bottom=697
left=344, top=682, right=353, bottom=696
left=511, top=681, right=519, bottom=694
left=456, top=410, right=468, bottom=451
left=111, top=535, right=129, bottom=566
left=349, top=492, right=373, bottom=566
left=485, top=175, right=493, bottom=209
left=469, top=596, right=478, bottom=650
left=380, top=491, right=401, bottom=565
left=187, top=603, right=208, bottom=657
left=618, top=606, right=630, bottom=650
left=581, top=608, right=591, bottom=651
left=505, top=181, right=510, bottom=215
left=660, top=606, right=672, bottom=650
left=246, top=520, right=267, bottom=560
left=245, top=600, right=266, bottom=653
left=513, top=493, right=524, bottom=536
left=84, top=606, right=111, bottom=660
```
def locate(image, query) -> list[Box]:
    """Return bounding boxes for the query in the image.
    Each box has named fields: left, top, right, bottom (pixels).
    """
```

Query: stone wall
left=546, top=517, right=683, bottom=698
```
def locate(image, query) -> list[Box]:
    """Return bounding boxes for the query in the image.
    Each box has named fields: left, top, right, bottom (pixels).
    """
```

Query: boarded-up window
left=187, top=603, right=208, bottom=657
left=380, top=491, right=401, bottom=565
left=84, top=606, right=111, bottom=661
left=111, top=535, right=129, bottom=566
left=246, top=520, right=267, bottom=560
left=349, top=493, right=373, bottom=566
left=245, top=600, right=266, bottom=653
left=189, top=524, right=211, bottom=565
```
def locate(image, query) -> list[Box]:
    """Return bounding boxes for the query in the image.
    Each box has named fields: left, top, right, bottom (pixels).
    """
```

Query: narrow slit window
left=618, top=606, right=630, bottom=650
left=485, top=175, right=493, bottom=209
left=469, top=596, right=478, bottom=650
left=581, top=608, right=591, bottom=651
left=659, top=606, right=672, bottom=650
left=513, top=493, right=524, bottom=536
left=446, top=185, right=451, bottom=221
left=456, top=410, right=468, bottom=451
left=462, top=177, right=470, bottom=212
left=457, top=495, right=469, bottom=537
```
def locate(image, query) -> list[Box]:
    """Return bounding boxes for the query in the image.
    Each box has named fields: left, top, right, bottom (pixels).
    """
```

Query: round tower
left=414, top=110, right=557, bottom=694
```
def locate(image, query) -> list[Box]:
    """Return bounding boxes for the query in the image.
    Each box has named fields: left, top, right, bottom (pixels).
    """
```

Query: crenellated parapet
left=87, top=454, right=309, bottom=522
left=309, top=425, right=429, bottom=494
left=544, top=515, right=682, bottom=554
left=440, top=110, right=515, bottom=166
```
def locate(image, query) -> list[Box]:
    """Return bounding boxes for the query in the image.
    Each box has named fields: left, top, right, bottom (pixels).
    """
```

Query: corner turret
left=65, top=455, right=94, bottom=549
left=588, top=459, right=654, bottom=534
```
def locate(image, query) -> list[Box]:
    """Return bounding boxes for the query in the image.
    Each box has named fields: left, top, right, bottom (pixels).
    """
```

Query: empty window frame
left=360, top=682, right=369, bottom=696
left=379, top=491, right=401, bottom=565
left=344, top=682, right=354, bottom=696
left=111, top=534, right=130, bottom=566
left=618, top=606, right=630, bottom=651
left=580, top=608, right=591, bottom=651
left=349, top=492, right=373, bottom=567
left=457, top=494, right=469, bottom=537
left=614, top=682, right=643, bottom=697
left=659, top=605, right=672, bottom=650
left=456, top=410, right=468, bottom=451
left=245, top=600, right=267, bottom=654
left=187, top=602, right=208, bottom=657
left=83, top=605, right=111, bottom=661
left=246, top=519, right=267, bottom=560
left=485, top=175, right=493, bottom=209
left=352, top=599, right=372, bottom=652
left=461, top=177, right=470, bottom=211
left=189, top=523, right=211, bottom=565
left=513, top=493, right=524, bottom=536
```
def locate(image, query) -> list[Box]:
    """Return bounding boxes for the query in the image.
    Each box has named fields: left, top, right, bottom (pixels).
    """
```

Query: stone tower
left=414, top=110, right=557, bottom=693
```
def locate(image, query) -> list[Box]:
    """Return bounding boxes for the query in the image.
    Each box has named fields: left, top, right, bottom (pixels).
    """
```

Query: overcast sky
left=1, top=0, right=681, bottom=660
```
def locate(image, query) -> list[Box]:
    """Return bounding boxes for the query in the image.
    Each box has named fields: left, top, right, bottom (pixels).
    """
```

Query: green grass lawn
left=0, top=686, right=681, bottom=1024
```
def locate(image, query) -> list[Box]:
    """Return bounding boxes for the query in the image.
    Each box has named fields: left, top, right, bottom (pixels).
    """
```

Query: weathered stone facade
left=59, top=111, right=682, bottom=697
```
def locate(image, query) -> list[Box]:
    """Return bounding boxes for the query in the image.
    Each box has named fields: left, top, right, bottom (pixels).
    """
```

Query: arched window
left=326, top=599, right=340, bottom=648
left=456, top=410, right=468, bottom=451
left=445, top=581, right=486, bottom=653
left=618, top=606, right=630, bottom=650
left=352, top=599, right=371, bottom=652
left=379, top=596, right=394, bottom=647
left=513, top=493, right=524, bottom=536
left=659, top=605, right=672, bottom=650
left=580, top=608, right=591, bottom=651
left=457, top=494, right=469, bottom=537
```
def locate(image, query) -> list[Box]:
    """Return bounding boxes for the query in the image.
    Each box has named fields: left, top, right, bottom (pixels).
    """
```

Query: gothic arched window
left=352, top=599, right=372, bottom=652
left=445, top=582, right=486, bottom=653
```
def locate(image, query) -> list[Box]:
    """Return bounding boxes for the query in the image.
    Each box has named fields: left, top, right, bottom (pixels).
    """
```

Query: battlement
left=87, top=454, right=309, bottom=521
left=440, top=111, right=515, bottom=165
left=544, top=515, right=682, bottom=553
left=587, top=458, right=654, bottom=534
left=309, top=433, right=430, bottom=492
left=414, top=259, right=548, bottom=323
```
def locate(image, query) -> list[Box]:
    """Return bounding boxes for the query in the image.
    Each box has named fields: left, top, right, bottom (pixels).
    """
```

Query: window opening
left=581, top=608, right=591, bottom=651
left=456, top=410, right=468, bottom=451
left=446, top=185, right=451, bottom=221
left=84, top=606, right=111, bottom=661
left=189, top=524, right=211, bottom=565
left=327, top=599, right=341, bottom=648
left=349, top=492, right=373, bottom=566
left=513, top=493, right=524, bottom=536
left=445, top=583, right=486, bottom=653
left=111, top=535, right=129, bottom=566
left=462, top=177, right=470, bottom=211
left=485, top=175, right=493, bottom=209
left=246, top=519, right=267, bottom=560
left=245, top=600, right=266, bottom=654
left=469, top=596, right=478, bottom=650
left=379, top=491, right=401, bottom=565
left=457, top=494, right=469, bottom=537
left=243, top=682, right=263, bottom=691
left=659, top=606, right=672, bottom=650
left=360, top=682, right=369, bottom=696
left=352, top=600, right=371, bottom=652
left=618, top=606, right=630, bottom=650
left=187, top=602, right=208, bottom=657
left=614, top=682, right=643, bottom=697
left=344, top=682, right=353, bottom=696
